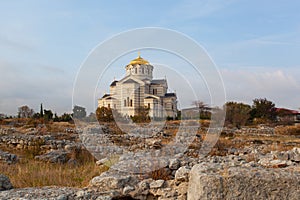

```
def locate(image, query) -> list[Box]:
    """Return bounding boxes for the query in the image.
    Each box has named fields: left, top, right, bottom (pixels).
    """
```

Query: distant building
left=181, top=106, right=213, bottom=120
left=181, top=107, right=200, bottom=119
left=275, top=108, right=300, bottom=122
left=98, top=54, right=177, bottom=119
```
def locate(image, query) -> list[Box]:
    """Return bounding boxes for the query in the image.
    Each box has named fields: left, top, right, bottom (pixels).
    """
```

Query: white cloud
left=221, top=67, right=300, bottom=109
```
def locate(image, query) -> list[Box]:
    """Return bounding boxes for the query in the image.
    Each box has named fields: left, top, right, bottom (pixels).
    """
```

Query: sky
left=0, top=0, right=300, bottom=115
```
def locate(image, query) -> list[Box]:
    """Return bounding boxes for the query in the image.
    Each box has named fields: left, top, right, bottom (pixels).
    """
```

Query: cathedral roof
left=151, top=79, right=167, bottom=85
left=123, top=79, right=139, bottom=84
left=128, top=53, right=149, bottom=65
left=101, top=94, right=111, bottom=98
left=164, top=93, right=176, bottom=97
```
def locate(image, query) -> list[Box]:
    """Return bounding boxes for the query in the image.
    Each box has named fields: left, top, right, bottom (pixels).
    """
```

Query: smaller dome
left=129, top=53, right=149, bottom=65
left=110, top=80, right=118, bottom=87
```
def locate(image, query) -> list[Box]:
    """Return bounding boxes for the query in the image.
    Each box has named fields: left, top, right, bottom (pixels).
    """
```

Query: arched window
left=142, top=67, right=144, bottom=74
left=135, top=68, right=137, bottom=74
left=153, top=88, right=157, bottom=95
left=124, top=100, right=126, bottom=107
left=130, top=100, right=133, bottom=107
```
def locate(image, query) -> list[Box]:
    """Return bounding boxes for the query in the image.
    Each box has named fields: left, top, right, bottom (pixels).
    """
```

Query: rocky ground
left=0, top=122, right=299, bottom=199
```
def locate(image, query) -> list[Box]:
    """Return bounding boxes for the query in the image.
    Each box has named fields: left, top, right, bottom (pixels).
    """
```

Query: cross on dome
left=128, top=52, right=149, bottom=65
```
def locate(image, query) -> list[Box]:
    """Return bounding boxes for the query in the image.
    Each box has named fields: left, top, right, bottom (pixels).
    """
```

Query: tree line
left=1, top=98, right=298, bottom=127
left=191, top=97, right=298, bottom=128
left=8, top=104, right=89, bottom=123
left=224, top=98, right=277, bottom=128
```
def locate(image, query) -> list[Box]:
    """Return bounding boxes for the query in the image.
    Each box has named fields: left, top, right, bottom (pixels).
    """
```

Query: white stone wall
left=150, top=85, right=167, bottom=97
left=163, top=97, right=178, bottom=119
left=144, top=98, right=164, bottom=118
left=110, top=86, right=116, bottom=94
left=125, top=64, right=153, bottom=80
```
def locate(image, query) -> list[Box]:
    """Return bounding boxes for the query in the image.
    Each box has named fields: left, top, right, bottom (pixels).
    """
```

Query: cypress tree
left=40, top=103, right=44, bottom=117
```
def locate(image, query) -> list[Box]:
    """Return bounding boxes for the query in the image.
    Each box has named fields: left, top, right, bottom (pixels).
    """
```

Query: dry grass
left=260, top=143, right=295, bottom=154
left=238, top=134, right=300, bottom=145
left=148, top=168, right=172, bottom=181
left=0, top=160, right=108, bottom=188
left=209, top=136, right=247, bottom=156
left=0, top=144, right=108, bottom=188
left=275, top=125, right=300, bottom=136
left=46, top=122, right=75, bottom=133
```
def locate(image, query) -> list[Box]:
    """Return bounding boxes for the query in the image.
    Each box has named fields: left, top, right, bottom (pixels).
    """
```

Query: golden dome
left=129, top=53, right=149, bottom=65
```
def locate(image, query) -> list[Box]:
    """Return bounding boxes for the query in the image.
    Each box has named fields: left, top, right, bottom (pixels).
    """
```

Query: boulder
left=35, top=150, right=68, bottom=164
left=123, top=185, right=135, bottom=195
left=96, top=158, right=109, bottom=166
left=188, top=163, right=300, bottom=200
left=150, top=180, right=165, bottom=189
left=290, top=147, right=300, bottom=162
left=169, top=158, right=180, bottom=170
left=0, top=150, right=17, bottom=164
left=89, top=173, right=133, bottom=192
left=175, top=166, right=191, bottom=182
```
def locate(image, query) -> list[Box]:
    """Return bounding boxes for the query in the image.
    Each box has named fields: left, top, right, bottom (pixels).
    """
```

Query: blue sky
left=0, top=0, right=300, bottom=115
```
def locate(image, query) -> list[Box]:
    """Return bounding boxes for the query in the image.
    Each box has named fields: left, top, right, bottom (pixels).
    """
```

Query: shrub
left=148, top=168, right=172, bottom=181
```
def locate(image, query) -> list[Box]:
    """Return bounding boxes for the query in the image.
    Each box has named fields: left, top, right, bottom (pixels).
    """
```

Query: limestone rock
left=258, top=158, right=288, bottom=168
left=188, top=163, right=300, bottom=200
left=175, top=166, right=191, bottom=182
left=0, top=186, right=121, bottom=199
left=96, top=158, right=109, bottom=166
left=0, top=150, right=17, bottom=164
left=123, top=185, right=135, bottom=195
left=150, top=180, right=165, bottom=189
left=169, top=158, right=180, bottom=170
left=35, top=150, right=68, bottom=164
left=0, top=174, right=13, bottom=191
left=89, top=174, right=131, bottom=191
left=290, top=147, right=300, bottom=162
left=138, top=179, right=151, bottom=191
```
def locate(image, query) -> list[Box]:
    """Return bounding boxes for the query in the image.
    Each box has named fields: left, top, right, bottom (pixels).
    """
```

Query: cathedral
left=98, top=54, right=178, bottom=119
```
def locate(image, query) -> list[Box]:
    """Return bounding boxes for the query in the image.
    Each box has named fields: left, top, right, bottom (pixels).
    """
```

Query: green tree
left=73, top=105, right=87, bottom=119
left=86, top=112, right=97, bottom=122
left=40, top=103, right=44, bottom=118
left=53, top=113, right=59, bottom=122
left=192, top=100, right=211, bottom=119
left=96, top=107, right=114, bottom=122
left=225, top=102, right=251, bottom=128
left=59, top=113, right=73, bottom=122
left=132, top=106, right=150, bottom=123
left=18, top=105, right=34, bottom=118
left=32, top=113, right=41, bottom=119
left=44, top=109, right=53, bottom=121
left=251, top=98, right=276, bottom=122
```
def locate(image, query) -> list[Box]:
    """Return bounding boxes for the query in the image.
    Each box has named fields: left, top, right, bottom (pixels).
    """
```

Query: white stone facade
left=98, top=55, right=178, bottom=119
